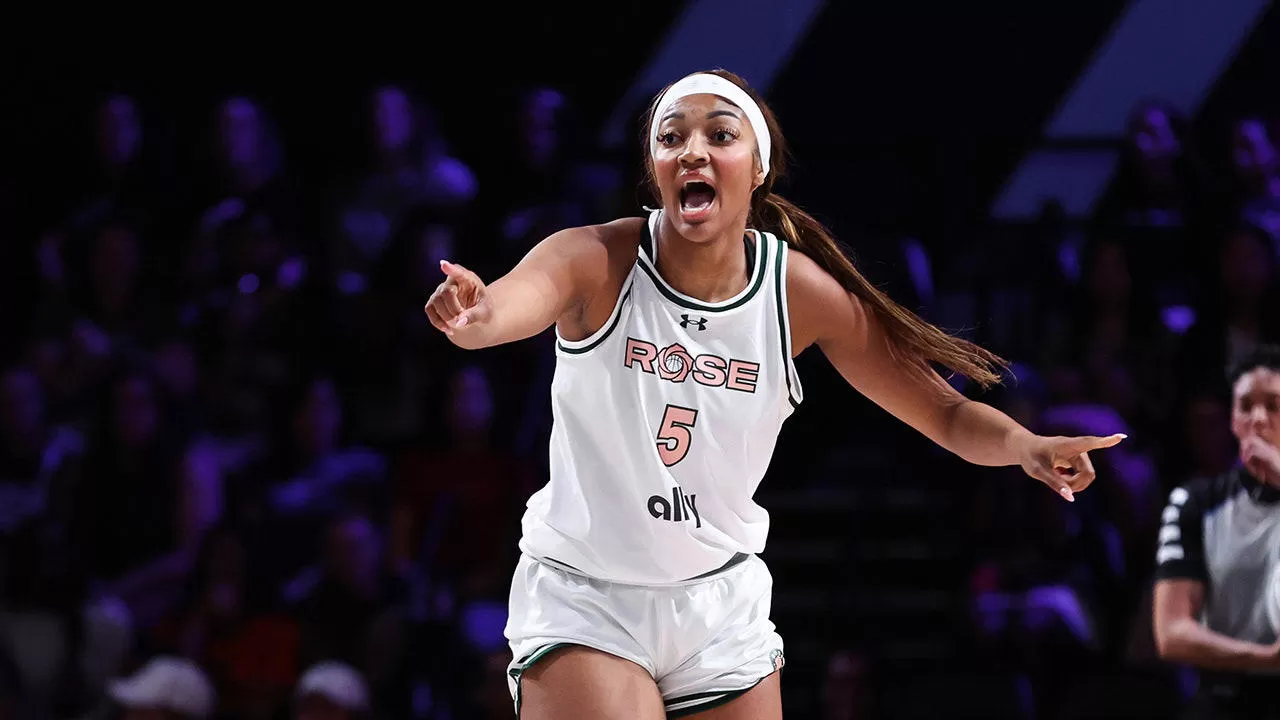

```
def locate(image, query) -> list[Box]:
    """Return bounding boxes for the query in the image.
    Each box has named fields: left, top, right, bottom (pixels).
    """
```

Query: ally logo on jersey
left=648, top=485, right=701, bottom=528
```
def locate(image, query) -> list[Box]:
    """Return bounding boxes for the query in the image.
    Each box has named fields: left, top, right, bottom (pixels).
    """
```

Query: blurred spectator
left=232, top=375, right=387, bottom=582
left=293, top=661, right=370, bottom=720
left=332, top=85, right=477, bottom=294
left=106, top=656, right=215, bottom=720
left=1178, top=223, right=1280, bottom=388
left=78, top=367, right=189, bottom=584
left=146, top=333, right=205, bottom=437
left=478, top=86, right=589, bottom=270
left=260, top=376, right=385, bottom=519
left=70, top=217, right=161, bottom=353
left=1229, top=117, right=1280, bottom=244
left=151, top=524, right=299, bottom=720
left=35, top=95, right=178, bottom=291
left=184, top=96, right=307, bottom=313
left=1166, top=389, right=1238, bottom=487
left=391, top=365, right=529, bottom=600
left=1041, top=236, right=1175, bottom=438
left=107, top=442, right=225, bottom=631
left=288, top=511, right=408, bottom=708
left=0, top=515, right=131, bottom=720
left=0, top=365, right=83, bottom=536
left=821, top=651, right=874, bottom=720
left=969, top=369, right=1127, bottom=717
left=341, top=209, right=460, bottom=448
left=1101, top=101, right=1204, bottom=230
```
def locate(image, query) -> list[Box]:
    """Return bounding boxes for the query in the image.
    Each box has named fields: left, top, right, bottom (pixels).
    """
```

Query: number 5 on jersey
left=656, top=405, right=698, bottom=466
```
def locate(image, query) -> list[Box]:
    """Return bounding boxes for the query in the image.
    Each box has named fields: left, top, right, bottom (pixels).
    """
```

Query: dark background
left=3, top=2, right=1279, bottom=718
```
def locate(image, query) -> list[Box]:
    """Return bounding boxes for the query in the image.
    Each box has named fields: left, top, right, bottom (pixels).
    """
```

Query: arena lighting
left=993, top=0, right=1270, bottom=220
left=600, top=0, right=826, bottom=150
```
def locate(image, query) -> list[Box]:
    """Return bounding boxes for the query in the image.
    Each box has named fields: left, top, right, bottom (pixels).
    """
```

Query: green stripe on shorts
left=508, top=643, right=573, bottom=717
left=665, top=686, right=752, bottom=718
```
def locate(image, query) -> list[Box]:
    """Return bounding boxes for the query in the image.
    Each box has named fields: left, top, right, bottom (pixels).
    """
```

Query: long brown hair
left=641, top=69, right=1008, bottom=388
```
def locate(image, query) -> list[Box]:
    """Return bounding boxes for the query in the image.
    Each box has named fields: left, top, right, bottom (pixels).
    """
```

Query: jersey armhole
left=556, top=266, right=636, bottom=356
left=642, top=208, right=659, bottom=262
left=771, top=233, right=804, bottom=408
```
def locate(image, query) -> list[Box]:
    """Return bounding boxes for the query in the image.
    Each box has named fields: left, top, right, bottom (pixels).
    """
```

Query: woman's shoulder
left=591, top=216, right=647, bottom=250
left=547, top=216, right=646, bottom=273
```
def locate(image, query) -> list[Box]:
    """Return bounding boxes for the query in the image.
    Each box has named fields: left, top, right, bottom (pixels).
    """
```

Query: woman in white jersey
left=424, top=70, right=1125, bottom=719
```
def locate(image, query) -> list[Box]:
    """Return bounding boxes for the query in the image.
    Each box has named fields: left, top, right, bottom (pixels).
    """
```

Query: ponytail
left=641, top=68, right=1008, bottom=388
left=754, top=192, right=1008, bottom=388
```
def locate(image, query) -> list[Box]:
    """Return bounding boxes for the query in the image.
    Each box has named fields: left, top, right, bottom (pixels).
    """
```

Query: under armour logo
left=679, top=314, right=708, bottom=331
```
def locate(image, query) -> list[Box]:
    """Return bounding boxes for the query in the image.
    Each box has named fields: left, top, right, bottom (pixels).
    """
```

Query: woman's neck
left=655, top=217, right=751, bottom=303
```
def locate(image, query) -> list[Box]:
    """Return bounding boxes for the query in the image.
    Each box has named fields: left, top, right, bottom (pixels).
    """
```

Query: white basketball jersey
left=518, top=210, right=804, bottom=585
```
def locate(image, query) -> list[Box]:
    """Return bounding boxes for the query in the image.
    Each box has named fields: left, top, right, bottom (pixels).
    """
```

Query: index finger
left=1059, top=433, right=1127, bottom=456
left=440, top=259, right=477, bottom=285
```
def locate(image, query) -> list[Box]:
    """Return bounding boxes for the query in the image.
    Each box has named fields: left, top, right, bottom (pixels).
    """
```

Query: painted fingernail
left=1060, top=487, right=1075, bottom=502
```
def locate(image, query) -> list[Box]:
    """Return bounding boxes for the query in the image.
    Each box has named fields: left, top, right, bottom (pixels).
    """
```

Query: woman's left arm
left=786, top=250, right=1124, bottom=501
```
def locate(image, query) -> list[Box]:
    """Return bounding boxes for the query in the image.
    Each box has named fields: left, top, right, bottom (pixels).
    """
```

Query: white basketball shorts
left=504, top=552, right=785, bottom=717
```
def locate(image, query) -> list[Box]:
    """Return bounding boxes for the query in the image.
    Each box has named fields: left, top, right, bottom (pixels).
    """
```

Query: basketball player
left=424, top=70, right=1125, bottom=719
left=1154, top=345, right=1280, bottom=719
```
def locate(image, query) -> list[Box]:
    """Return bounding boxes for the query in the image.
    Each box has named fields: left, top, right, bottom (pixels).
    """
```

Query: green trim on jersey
left=772, top=235, right=801, bottom=409
left=634, top=212, right=762, bottom=313
left=556, top=286, right=633, bottom=355
left=637, top=227, right=769, bottom=313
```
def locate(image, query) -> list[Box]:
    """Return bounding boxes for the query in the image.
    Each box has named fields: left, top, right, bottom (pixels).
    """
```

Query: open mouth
left=679, top=181, right=716, bottom=212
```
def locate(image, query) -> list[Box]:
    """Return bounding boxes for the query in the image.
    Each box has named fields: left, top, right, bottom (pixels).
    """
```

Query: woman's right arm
left=424, top=224, right=611, bottom=350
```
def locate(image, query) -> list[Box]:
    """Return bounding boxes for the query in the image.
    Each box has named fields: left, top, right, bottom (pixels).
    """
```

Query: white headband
left=650, top=73, right=771, bottom=178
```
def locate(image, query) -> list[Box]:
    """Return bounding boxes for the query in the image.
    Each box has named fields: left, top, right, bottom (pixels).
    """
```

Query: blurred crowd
left=943, top=103, right=1280, bottom=718
left=0, top=81, right=1276, bottom=720
left=0, top=85, right=615, bottom=720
